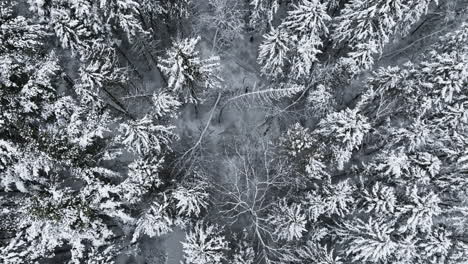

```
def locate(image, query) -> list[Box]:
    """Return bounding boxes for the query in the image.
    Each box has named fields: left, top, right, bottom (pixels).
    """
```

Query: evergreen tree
left=281, top=0, right=331, bottom=79
left=159, top=37, right=221, bottom=103
left=267, top=200, right=307, bottom=241
left=333, top=0, right=437, bottom=69
left=182, top=222, right=229, bottom=264
left=257, top=28, right=291, bottom=78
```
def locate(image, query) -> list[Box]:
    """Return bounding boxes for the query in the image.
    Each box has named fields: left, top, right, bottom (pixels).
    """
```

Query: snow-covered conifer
left=280, top=123, right=313, bottom=157
left=398, top=187, right=441, bottom=232
left=249, top=0, right=280, bottom=32
left=159, top=37, right=221, bottom=103
left=361, top=182, right=397, bottom=215
left=232, top=239, right=255, bottom=264
left=317, top=108, right=371, bottom=169
left=257, top=28, right=291, bottom=78
left=120, top=157, right=164, bottom=203
left=280, top=0, right=331, bottom=78
left=152, top=92, right=182, bottom=119
left=133, top=196, right=173, bottom=241
left=268, top=200, right=307, bottom=241
left=306, top=84, right=336, bottom=117
left=333, top=0, right=438, bottom=69
left=119, top=115, right=175, bottom=155
left=338, top=217, right=398, bottom=262
left=322, top=180, right=355, bottom=217
left=182, top=222, right=228, bottom=264
left=172, top=184, right=209, bottom=217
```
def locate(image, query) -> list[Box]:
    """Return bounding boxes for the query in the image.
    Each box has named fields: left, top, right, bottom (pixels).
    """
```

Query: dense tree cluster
left=1, top=0, right=468, bottom=263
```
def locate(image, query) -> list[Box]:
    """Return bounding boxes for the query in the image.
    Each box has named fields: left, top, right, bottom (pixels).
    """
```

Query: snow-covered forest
left=1, top=0, right=468, bottom=263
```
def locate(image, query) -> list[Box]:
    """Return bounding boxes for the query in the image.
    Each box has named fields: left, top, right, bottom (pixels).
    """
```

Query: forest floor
left=163, top=227, right=185, bottom=264
left=173, top=34, right=277, bottom=163
left=163, top=32, right=270, bottom=264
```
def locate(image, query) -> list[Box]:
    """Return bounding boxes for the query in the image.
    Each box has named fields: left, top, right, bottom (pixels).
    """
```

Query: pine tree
left=132, top=196, right=173, bottom=242
left=361, top=182, right=397, bottom=215
left=303, top=191, right=327, bottom=222
left=316, top=108, right=371, bottom=169
left=280, top=0, right=331, bottom=79
left=333, top=0, right=438, bottom=69
left=417, top=226, right=453, bottom=263
left=338, top=217, right=398, bottom=263
left=158, top=0, right=192, bottom=20
left=152, top=92, right=182, bottom=119
left=118, top=114, right=175, bottom=155
left=172, top=183, right=209, bottom=217
left=249, top=0, right=280, bottom=32
left=257, top=28, right=291, bottom=78
left=232, top=237, right=255, bottom=264
left=182, top=222, right=228, bottom=264
left=398, top=187, right=441, bottom=233
left=268, top=200, right=307, bottom=241
left=1, top=187, right=118, bottom=263
left=159, top=37, right=221, bottom=103
left=296, top=242, right=343, bottom=264
left=279, top=123, right=314, bottom=158
left=119, top=157, right=164, bottom=204
left=28, top=0, right=145, bottom=55
left=375, top=149, right=410, bottom=179
left=306, top=84, right=336, bottom=117
left=322, top=180, right=356, bottom=217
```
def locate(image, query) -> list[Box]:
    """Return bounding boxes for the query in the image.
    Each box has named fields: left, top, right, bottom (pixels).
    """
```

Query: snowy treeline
left=1, top=0, right=468, bottom=263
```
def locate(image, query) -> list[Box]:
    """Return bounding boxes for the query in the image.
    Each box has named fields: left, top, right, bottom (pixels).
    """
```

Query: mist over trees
left=1, top=0, right=468, bottom=263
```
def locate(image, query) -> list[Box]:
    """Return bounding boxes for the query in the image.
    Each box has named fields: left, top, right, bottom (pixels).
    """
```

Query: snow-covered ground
left=163, top=227, right=185, bottom=264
